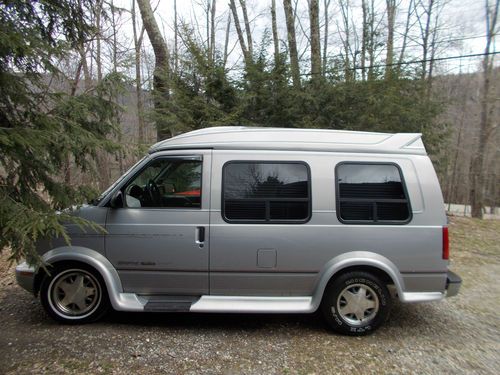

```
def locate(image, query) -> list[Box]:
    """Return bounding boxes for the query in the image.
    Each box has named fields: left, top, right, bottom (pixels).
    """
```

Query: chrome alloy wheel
left=336, top=283, right=379, bottom=326
left=48, top=269, right=102, bottom=318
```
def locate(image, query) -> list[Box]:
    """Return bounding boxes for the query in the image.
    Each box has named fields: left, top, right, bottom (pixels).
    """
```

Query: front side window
left=222, top=162, right=311, bottom=223
left=123, top=158, right=202, bottom=208
left=336, top=163, right=411, bottom=223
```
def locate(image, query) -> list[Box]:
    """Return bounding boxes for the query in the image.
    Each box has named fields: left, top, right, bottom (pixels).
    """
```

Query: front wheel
left=321, top=271, right=391, bottom=335
left=40, top=264, right=109, bottom=324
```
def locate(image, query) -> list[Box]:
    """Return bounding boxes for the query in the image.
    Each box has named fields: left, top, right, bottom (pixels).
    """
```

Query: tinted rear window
left=336, top=163, right=411, bottom=223
left=223, top=162, right=311, bottom=223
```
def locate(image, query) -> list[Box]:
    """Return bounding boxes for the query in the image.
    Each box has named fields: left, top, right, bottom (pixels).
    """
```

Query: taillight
left=442, top=226, right=449, bottom=260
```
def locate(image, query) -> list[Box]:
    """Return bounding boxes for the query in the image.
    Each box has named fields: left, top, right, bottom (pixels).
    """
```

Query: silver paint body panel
left=19, top=127, right=460, bottom=313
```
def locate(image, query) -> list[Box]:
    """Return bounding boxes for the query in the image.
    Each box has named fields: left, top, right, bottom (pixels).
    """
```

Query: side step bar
left=143, top=295, right=200, bottom=312
left=191, top=296, right=314, bottom=313
left=123, top=295, right=315, bottom=313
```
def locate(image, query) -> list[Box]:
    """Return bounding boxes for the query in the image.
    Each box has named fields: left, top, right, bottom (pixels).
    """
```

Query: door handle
left=196, top=226, right=205, bottom=247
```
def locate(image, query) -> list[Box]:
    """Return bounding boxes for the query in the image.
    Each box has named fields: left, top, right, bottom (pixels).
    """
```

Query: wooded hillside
left=0, top=0, right=498, bottom=262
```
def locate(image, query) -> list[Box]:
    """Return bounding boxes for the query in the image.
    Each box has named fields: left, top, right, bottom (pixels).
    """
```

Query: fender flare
left=38, top=246, right=144, bottom=311
left=310, top=251, right=406, bottom=311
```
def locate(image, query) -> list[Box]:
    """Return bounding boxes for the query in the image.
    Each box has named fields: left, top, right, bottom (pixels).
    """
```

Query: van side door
left=209, top=151, right=318, bottom=296
left=105, top=151, right=211, bottom=295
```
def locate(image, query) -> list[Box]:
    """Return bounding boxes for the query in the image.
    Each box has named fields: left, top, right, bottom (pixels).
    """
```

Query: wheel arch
left=34, top=246, right=125, bottom=310
left=310, top=251, right=405, bottom=311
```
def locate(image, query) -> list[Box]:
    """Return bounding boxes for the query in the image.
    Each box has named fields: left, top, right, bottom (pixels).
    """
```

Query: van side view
left=15, top=127, right=461, bottom=335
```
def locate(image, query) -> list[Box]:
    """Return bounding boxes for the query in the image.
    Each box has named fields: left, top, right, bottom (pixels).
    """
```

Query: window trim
left=109, top=155, right=204, bottom=210
left=334, top=161, right=413, bottom=225
left=221, top=160, right=312, bottom=224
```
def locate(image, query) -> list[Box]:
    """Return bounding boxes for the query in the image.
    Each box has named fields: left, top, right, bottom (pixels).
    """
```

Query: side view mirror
left=110, top=190, right=123, bottom=208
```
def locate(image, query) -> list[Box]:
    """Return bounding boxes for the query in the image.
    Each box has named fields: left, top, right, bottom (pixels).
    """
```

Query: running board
left=143, top=295, right=200, bottom=312
left=113, top=294, right=315, bottom=313
left=190, top=296, right=314, bottom=313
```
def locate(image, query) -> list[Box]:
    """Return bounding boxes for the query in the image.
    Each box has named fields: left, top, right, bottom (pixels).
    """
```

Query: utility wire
left=299, top=51, right=500, bottom=75
left=297, top=34, right=491, bottom=63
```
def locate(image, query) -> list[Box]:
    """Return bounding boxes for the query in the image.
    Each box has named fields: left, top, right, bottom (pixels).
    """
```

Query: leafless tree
left=469, top=0, right=499, bottom=218
left=309, top=0, right=321, bottom=79
left=229, top=0, right=252, bottom=67
left=283, top=0, right=301, bottom=88
left=223, top=13, right=232, bottom=69
left=385, top=0, right=397, bottom=80
left=271, top=0, right=280, bottom=67
left=174, top=0, right=178, bottom=73
left=132, top=0, right=146, bottom=144
left=136, top=0, right=171, bottom=140
left=339, top=0, right=353, bottom=81
left=396, top=0, right=415, bottom=77
left=210, top=0, right=217, bottom=62
left=322, top=0, right=331, bottom=76
left=239, top=0, right=253, bottom=57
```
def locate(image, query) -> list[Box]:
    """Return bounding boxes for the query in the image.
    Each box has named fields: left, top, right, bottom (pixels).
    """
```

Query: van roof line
left=149, top=126, right=426, bottom=155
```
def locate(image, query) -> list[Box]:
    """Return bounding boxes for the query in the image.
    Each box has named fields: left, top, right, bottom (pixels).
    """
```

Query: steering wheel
left=146, top=179, right=161, bottom=206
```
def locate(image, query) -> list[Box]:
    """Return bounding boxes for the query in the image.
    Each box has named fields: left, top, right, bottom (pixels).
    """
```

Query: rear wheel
left=321, top=271, right=391, bottom=335
left=40, top=264, right=109, bottom=324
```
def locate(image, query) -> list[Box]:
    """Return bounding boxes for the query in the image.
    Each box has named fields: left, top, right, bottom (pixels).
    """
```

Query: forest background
left=0, top=0, right=498, bottom=261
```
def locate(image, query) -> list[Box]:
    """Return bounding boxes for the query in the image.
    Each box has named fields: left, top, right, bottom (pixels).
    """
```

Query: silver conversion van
left=16, top=127, right=461, bottom=335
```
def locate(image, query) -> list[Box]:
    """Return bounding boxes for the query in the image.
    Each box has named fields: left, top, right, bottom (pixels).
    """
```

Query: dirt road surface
left=0, top=216, right=499, bottom=374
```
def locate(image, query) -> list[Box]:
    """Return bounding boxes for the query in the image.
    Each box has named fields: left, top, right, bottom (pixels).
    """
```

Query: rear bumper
left=400, top=270, right=461, bottom=302
left=445, top=270, right=462, bottom=297
left=15, top=262, right=35, bottom=294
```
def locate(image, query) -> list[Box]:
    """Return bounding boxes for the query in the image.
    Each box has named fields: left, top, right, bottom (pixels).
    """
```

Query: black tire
left=321, top=271, right=391, bottom=336
left=40, top=263, right=109, bottom=324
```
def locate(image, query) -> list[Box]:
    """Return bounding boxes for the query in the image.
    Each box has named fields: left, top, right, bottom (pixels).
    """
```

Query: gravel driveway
left=0, top=216, right=499, bottom=374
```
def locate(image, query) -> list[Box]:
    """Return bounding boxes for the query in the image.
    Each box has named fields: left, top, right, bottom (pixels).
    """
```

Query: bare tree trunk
left=416, top=0, right=435, bottom=81
left=210, top=0, right=216, bottom=62
left=385, top=0, right=396, bottom=80
left=132, top=0, right=146, bottom=144
left=271, top=0, right=280, bottom=67
left=340, top=0, right=352, bottom=81
left=470, top=0, right=499, bottom=218
left=223, top=13, right=232, bottom=69
left=110, top=0, right=118, bottom=73
left=323, top=0, right=330, bottom=76
left=448, top=94, right=467, bottom=207
left=368, top=0, right=376, bottom=80
left=95, top=0, right=103, bottom=82
left=397, top=0, right=414, bottom=77
left=206, top=1, right=210, bottom=50
left=137, top=0, right=171, bottom=141
left=95, top=0, right=111, bottom=190
left=174, top=0, right=178, bottom=73
left=283, top=0, right=301, bottom=88
left=65, top=61, right=84, bottom=185
left=361, top=0, right=368, bottom=80
left=229, top=0, right=251, bottom=67
left=309, top=0, right=321, bottom=80
left=78, top=45, right=91, bottom=88
left=239, top=0, right=253, bottom=57
left=427, top=3, right=442, bottom=94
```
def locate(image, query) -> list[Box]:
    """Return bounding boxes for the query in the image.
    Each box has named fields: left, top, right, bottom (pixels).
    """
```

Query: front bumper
left=15, top=262, right=36, bottom=294
left=445, top=270, right=462, bottom=297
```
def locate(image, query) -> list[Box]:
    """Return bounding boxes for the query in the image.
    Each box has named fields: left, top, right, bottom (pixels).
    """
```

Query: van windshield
left=89, top=156, right=148, bottom=206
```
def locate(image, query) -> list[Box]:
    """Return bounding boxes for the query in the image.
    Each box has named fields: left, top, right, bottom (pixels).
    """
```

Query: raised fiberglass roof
left=149, top=126, right=426, bottom=155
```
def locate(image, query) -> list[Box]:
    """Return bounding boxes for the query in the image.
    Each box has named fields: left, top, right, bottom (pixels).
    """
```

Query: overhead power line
left=300, top=51, right=500, bottom=76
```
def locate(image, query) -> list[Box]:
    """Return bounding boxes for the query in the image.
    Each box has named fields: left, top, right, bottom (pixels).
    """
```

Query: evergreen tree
left=0, top=1, right=123, bottom=263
